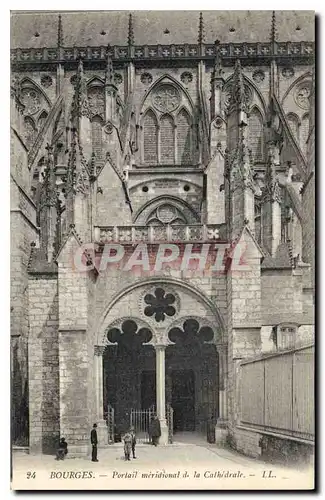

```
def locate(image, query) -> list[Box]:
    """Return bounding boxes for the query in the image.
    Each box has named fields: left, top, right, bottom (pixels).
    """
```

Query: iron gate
left=106, top=404, right=115, bottom=444
left=130, top=406, right=173, bottom=444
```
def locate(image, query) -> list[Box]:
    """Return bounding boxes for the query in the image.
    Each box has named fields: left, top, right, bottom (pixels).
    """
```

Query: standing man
left=91, top=423, right=98, bottom=462
left=149, top=415, right=161, bottom=446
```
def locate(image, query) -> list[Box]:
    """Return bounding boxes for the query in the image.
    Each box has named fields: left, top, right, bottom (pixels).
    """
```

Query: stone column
left=155, top=345, right=168, bottom=445
left=217, top=344, right=228, bottom=425
left=215, top=343, right=228, bottom=446
left=94, top=345, right=108, bottom=447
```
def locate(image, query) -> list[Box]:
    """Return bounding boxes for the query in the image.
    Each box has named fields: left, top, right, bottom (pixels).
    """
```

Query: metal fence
left=130, top=406, right=174, bottom=444
left=107, top=405, right=115, bottom=444
left=239, top=344, right=314, bottom=442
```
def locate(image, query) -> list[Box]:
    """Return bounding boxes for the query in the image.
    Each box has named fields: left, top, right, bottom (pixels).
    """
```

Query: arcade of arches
left=94, top=285, right=227, bottom=444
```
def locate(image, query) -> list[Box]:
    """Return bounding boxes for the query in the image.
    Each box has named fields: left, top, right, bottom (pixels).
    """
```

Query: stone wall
left=57, top=233, right=98, bottom=456
left=28, top=274, right=59, bottom=454
left=261, top=269, right=303, bottom=321
left=11, top=114, right=38, bottom=445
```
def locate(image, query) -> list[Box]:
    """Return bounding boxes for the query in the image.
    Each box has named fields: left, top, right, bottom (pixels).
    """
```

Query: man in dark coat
left=149, top=415, right=161, bottom=446
left=91, top=423, right=98, bottom=462
left=56, top=438, right=68, bottom=460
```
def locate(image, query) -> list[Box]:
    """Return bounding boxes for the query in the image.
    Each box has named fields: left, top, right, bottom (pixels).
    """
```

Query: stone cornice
left=11, top=41, right=314, bottom=67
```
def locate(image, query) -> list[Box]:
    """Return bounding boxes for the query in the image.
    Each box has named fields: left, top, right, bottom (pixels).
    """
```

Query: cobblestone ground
left=12, top=441, right=314, bottom=491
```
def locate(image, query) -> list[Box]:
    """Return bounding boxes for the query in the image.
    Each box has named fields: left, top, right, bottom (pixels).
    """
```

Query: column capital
left=216, top=343, right=228, bottom=354
left=94, top=345, right=106, bottom=356
left=154, top=344, right=168, bottom=351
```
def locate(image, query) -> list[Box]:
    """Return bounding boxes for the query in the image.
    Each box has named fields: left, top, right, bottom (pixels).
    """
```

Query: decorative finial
left=213, top=39, right=224, bottom=79
left=128, top=13, right=134, bottom=46
left=105, top=46, right=114, bottom=84
left=198, top=12, right=205, bottom=44
left=230, top=60, right=246, bottom=112
left=270, top=11, right=277, bottom=43
left=57, top=14, right=63, bottom=48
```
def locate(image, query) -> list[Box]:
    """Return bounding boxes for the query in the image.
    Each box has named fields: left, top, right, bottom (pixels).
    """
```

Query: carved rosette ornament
left=282, top=67, right=295, bottom=79
left=252, top=70, right=265, bottom=83
left=141, top=72, right=153, bottom=85
left=40, top=75, right=53, bottom=88
left=180, top=72, right=193, bottom=85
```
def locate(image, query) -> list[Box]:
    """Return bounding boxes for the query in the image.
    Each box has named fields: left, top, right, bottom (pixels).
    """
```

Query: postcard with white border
left=10, top=9, right=315, bottom=491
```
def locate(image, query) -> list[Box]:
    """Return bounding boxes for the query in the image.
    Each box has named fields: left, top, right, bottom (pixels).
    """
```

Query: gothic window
left=160, top=114, right=174, bottom=164
left=143, top=110, right=158, bottom=165
left=38, top=110, right=48, bottom=130
left=88, top=85, right=105, bottom=119
left=177, top=109, right=192, bottom=164
left=248, top=107, right=264, bottom=163
left=23, top=116, right=37, bottom=149
left=287, top=113, right=300, bottom=144
left=300, top=113, right=309, bottom=157
left=91, top=115, right=103, bottom=164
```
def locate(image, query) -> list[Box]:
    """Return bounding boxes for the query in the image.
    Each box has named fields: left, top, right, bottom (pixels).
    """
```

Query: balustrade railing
left=94, top=224, right=221, bottom=244
left=11, top=42, right=314, bottom=65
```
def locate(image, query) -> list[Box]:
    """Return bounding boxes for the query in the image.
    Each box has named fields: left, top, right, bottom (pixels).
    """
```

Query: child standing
left=123, top=430, right=132, bottom=461
left=130, top=426, right=136, bottom=459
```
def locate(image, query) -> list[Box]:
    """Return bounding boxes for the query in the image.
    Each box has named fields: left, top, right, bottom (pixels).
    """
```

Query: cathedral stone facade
left=11, top=11, right=315, bottom=457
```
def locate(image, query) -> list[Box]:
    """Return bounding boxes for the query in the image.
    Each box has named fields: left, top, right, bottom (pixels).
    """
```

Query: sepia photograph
left=10, top=8, right=315, bottom=491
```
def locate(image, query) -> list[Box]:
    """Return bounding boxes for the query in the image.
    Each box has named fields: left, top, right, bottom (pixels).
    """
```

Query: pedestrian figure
left=55, top=438, right=68, bottom=460
left=123, top=430, right=132, bottom=461
left=91, top=423, right=99, bottom=462
left=149, top=415, right=161, bottom=446
left=130, top=426, right=137, bottom=458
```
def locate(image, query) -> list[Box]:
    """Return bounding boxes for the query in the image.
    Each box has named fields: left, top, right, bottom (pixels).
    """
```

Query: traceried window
left=38, top=110, right=48, bottom=130
left=142, top=83, right=194, bottom=166
left=143, top=110, right=158, bottom=165
left=248, top=107, right=264, bottom=163
left=24, top=116, right=37, bottom=149
left=147, top=203, right=187, bottom=226
left=91, top=115, right=103, bottom=165
left=160, top=114, right=174, bottom=164
left=177, top=109, right=192, bottom=164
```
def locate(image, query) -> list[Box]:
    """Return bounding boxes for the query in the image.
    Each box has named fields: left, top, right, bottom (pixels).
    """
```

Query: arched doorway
left=166, top=319, right=218, bottom=436
left=103, top=319, right=153, bottom=437
left=95, top=278, right=226, bottom=444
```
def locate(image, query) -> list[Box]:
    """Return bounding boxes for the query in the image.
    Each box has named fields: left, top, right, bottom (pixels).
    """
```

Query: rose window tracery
left=144, top=288, right=176, bottom=322
left=21, top=88, right=41, bottom=115
left=152, top=84, right=181, bottom=113
left=147, top=204, right=187, bottom=226
left=294, top=84, right=311, bottom=110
